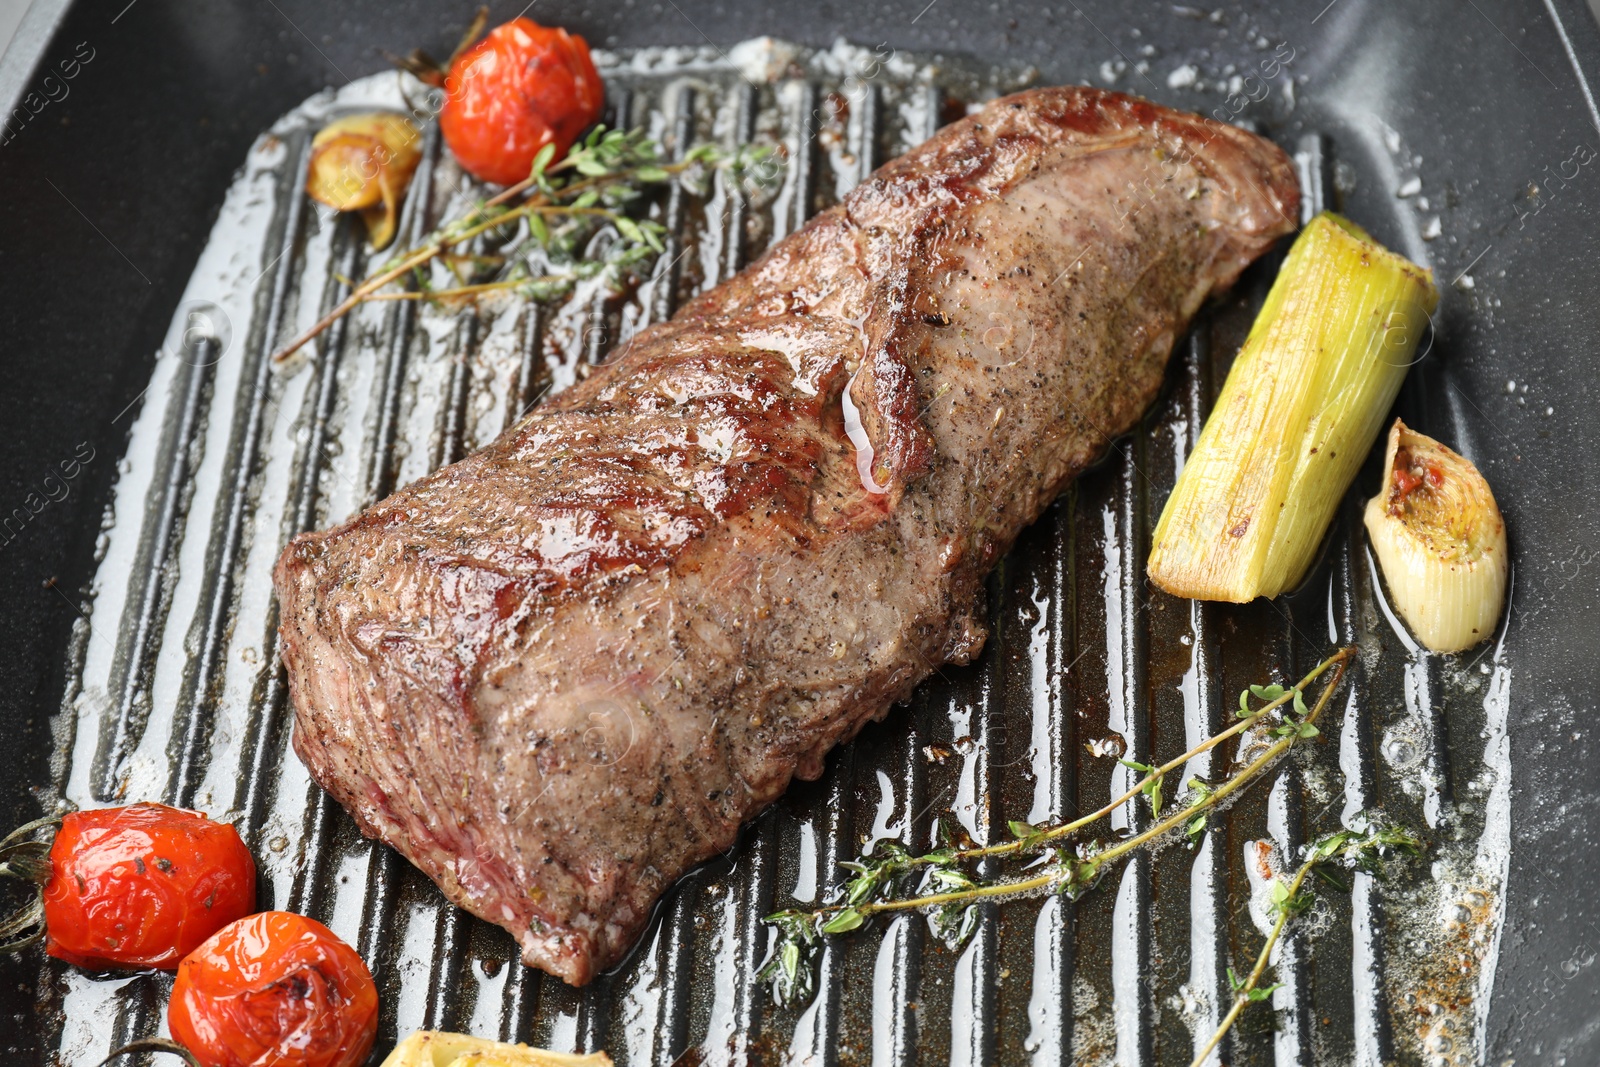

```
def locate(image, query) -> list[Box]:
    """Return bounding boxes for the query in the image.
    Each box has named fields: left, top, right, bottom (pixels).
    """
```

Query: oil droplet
left=1382, top=729, right=1421, bottom=770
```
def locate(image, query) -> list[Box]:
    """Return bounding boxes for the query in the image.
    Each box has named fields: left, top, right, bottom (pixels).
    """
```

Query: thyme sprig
left=271, top=126, right=774, bottom=363
left=757, top=647, right=1355, bottom=1004
left=1191, top=817, right=1423, bottom=1066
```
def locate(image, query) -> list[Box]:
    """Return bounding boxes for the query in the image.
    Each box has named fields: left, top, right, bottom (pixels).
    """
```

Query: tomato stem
left=0, top=813, right=62, bottom=852
left=446, top=6, right=491, bottom=70
left=0, top=896, right=44, bottom=953
left=0, top=814, right=56, bottom=955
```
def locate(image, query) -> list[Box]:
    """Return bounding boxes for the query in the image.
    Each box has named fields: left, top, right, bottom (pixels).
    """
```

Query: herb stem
left=270, top=242, right=438, bottom=363
left=419, top=195, right=621, bottom=256
left=759, top=648, right=1390, bottom=1009
left=1189, top=856, right=1316, bottom=1067
left=469, top=145, right=592, bottom=210
left=843, top=651, right=1350, bottom=921
left=1089, top=650, right=1346, bottom=871
left=268, top=154, right=702, bottom=364
left=911, top=647, right=1352, bottom=868
left=364, top=278, right=532, bottom=302
left=860, top=870, right=1058, bottom=916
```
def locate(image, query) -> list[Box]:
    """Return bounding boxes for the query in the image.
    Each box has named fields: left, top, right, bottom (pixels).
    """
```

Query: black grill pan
left=2, top=2, right=1599, bottom=1065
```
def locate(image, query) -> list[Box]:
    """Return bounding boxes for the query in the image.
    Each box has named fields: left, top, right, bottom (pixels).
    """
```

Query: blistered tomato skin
left=439, top=17, right=605, bottom=186
left=169, top=912, right=378, bottom=1067
left=40, top=804, right=256, bottom=971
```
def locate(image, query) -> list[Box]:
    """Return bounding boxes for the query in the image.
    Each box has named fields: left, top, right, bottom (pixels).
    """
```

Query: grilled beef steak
left=274, top=86, right=1298, bottom=984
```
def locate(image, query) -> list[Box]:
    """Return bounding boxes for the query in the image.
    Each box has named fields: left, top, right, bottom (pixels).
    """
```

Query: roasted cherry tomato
left=33, top=803, right=256, bottom=970
left=439, top=17, right=605, bottom=186
left=169, top=912, right=378, bottom=1067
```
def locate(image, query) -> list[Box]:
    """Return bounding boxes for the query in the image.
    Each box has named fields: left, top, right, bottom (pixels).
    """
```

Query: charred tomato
left=0, top=803, right=257, bottom=970
left=168, top=911, right=378, bottom=1067
left=439, top=17, right=605, bottom=186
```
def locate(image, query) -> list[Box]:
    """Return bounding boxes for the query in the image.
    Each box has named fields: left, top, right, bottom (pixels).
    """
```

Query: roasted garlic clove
left=307, top=112, right=422, bottom=250
left=1364, top=419, right=1508, bottom=653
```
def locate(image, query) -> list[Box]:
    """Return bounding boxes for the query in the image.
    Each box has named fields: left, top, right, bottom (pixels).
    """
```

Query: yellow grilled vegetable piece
left=307, top=112, right=423, bottom=250
left=379, top=1031, right=612, bottom=1067
left=1148, top=212, right=1439, bottom=602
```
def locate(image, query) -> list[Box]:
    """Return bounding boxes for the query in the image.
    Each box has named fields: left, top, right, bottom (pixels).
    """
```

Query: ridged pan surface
left=12, top=23, right=1588, bottom=1067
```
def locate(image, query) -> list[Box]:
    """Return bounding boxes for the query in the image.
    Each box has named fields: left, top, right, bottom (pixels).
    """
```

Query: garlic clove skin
left=1363, top=419, right=1508, bottom=653
left=307, top=113, right=422, bottom=250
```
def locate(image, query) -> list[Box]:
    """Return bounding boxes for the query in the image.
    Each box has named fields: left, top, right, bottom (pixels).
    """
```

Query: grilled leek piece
left=1148, top=212, right=1439, bottom=602
left=380, top=1032, right=612, bottom=1067
left=1364, top=419, right=1507, bottom=652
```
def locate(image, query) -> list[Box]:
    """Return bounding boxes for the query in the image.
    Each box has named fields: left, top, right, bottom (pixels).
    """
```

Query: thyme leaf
left=1118, top=758, right=1164, bottom=815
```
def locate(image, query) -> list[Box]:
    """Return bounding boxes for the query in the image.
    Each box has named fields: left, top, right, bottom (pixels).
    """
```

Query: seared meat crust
left=275, top=86, right=1298, bottom=983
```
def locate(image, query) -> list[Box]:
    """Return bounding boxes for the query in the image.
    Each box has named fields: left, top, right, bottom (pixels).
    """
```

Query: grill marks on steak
left=274, top=86, right=1299, bottom=984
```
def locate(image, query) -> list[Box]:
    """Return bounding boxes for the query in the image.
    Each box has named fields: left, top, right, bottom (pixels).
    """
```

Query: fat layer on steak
left=274, top=86, right=1299, bottom=984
